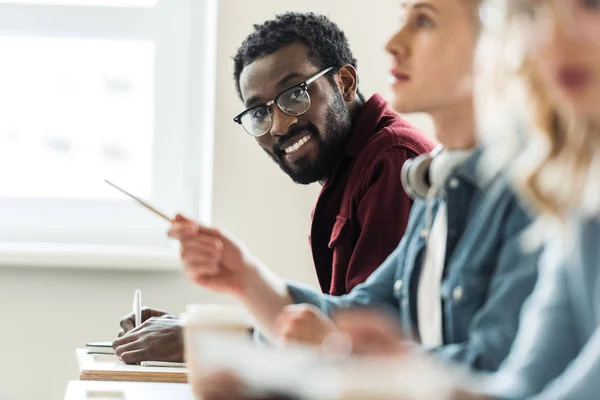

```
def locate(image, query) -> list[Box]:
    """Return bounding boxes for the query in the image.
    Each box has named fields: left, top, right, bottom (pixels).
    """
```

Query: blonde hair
left=476, top=0, right=600, bottom=219
left=519, top=69, right=600, bottom=217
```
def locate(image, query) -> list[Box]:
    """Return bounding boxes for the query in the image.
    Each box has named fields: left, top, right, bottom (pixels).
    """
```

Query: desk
left=64, top=380, right=194, bottom=400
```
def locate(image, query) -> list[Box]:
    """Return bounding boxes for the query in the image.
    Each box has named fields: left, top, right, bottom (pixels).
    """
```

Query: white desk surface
left=64, top=380, right=194, bottom=400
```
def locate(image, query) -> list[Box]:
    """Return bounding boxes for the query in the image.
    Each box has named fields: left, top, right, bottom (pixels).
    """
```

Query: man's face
left=238, top=42, right=353, bottom=184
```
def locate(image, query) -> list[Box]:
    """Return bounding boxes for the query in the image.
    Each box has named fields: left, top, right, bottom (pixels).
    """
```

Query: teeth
left=284, top=135, right=311, bottom=154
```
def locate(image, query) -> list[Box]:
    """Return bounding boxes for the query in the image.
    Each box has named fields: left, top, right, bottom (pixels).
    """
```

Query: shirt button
left=452, top=286, right=464, bottom=301
left=394, top=279, right=403, bottom=293
left=402, top=298, right=409, bottom=307
left=449, top=178, right=460, bottom=189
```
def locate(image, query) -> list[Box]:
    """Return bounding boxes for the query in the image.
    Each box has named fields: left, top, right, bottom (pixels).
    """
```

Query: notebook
left=76, top=349, right=188, bottom=383
left=140, top=361, right=186, bottom=368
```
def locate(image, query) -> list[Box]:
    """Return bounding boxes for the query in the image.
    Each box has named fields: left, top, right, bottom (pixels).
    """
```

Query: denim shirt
left=488, top=216, right=600, bottom=400
left=287, top=151, right=540, bottom=372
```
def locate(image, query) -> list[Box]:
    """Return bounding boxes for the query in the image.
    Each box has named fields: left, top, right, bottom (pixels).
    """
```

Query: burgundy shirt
left=310, top=94, right=435, bottom=295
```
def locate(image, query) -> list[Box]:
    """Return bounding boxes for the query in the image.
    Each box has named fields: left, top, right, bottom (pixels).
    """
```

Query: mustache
left=272, top=124, right=319, bottom=154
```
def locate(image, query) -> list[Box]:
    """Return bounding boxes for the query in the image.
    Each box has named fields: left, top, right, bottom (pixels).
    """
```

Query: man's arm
left=168, top=215, right=295, bottom=337
left=287, top=235, right=407, bottom=316
left=170, top=204, right=409, bottom=338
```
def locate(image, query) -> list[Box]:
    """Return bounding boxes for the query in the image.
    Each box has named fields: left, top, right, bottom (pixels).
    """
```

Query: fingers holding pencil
left=168, top=213, right=256, bottom=295
left=169, top=214, right=223, bottom=275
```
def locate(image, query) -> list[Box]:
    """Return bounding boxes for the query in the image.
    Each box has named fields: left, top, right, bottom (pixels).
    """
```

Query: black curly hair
left=233, top=12, right=363, bottom=102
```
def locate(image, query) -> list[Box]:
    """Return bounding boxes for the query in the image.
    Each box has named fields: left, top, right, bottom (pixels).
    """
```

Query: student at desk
left=112, top=12, right=433, bottom=364
left=169, top=0, right=540, bottom=374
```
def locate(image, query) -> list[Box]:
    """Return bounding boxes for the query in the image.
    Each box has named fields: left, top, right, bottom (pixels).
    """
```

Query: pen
left=133, top=289, right=142, bottom=328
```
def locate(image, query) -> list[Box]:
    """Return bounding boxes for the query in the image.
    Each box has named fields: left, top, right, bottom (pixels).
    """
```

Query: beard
left=264, top=90, right=353, bottom=185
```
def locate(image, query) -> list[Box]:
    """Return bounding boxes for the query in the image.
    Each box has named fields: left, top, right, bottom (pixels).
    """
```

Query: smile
left=283, top=135, right=311, bottom=155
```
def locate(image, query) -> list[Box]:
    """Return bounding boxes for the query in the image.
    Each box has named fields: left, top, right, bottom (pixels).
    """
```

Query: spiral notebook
left=76, top=349, right=188, bottom=383
left=140, top=361, right=186, bottom=368
left=85, top=343, right=185, bottom=367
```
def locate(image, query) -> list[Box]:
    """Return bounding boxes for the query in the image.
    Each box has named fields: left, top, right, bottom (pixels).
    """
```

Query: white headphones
left=401, top=144, right=444, bottom=200
left=401, top=145, right=473, bottom=200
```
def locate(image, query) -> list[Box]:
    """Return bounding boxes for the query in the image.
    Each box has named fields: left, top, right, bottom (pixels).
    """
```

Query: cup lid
left=180, top=304, right=252, bottom=328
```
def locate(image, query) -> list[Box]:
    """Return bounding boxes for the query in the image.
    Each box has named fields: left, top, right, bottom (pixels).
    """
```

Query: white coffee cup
left=181, top=304, right=252, bottom=384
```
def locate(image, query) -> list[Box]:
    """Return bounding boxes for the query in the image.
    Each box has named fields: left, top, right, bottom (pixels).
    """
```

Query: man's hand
left=167, top=214, right=257, bottom=295
left=117, top=307, right=176, bottom=337
left=112, top=315, right=183, bottom=364
left=274, top=304, right=338, bottom=346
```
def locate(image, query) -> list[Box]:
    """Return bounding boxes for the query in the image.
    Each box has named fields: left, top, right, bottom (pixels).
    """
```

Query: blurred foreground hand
left=330, top=309, right=414, bottom=356
left=274, top=304, right=338, bottom=346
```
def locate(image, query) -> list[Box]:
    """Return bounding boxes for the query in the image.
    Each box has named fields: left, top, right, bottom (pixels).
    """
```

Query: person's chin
left=391, top=98, right=419, bottom=115
left=284, top=158, right=322, bottom=185
left=286, top=163, right=315, bottom=183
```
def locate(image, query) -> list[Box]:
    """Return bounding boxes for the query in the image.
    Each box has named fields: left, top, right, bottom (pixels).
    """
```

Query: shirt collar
left=452, top=147, right=492, bottom=190
left=344, top=94, right=389, bottom=157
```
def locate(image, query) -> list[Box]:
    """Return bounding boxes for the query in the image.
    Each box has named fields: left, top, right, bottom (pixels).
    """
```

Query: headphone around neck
left=401, top=144, right=444, bottom=200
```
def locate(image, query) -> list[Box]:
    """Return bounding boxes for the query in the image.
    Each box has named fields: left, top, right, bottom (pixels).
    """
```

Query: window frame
left=0, top=0, right=217, bottom=269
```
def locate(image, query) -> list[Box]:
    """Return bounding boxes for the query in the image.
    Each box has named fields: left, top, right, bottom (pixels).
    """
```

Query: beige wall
left=0, top=1, right=433, bottom=399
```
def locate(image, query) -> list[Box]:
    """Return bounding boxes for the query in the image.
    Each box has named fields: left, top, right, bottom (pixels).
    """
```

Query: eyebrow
left=244, top=71, right=304, bottom=108
left=403, top=1, right=439, bottom=14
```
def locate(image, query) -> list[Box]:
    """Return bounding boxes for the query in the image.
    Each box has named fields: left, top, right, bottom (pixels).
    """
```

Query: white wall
left=0, top=1, right=433, bottom=399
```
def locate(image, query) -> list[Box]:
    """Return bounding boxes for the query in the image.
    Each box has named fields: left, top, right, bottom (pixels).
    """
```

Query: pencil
left=104, top=179, right=173, bottom=223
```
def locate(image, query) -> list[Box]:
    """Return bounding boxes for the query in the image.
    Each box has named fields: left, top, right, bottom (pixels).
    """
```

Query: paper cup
left=181, top=304, right=252, bottom=391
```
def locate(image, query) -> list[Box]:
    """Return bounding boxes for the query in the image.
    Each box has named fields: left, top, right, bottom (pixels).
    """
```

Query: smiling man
left=112, top=12, right=433, bottom=364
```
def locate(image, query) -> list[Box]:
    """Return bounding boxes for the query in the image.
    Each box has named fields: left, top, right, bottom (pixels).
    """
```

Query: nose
left=269, top=106, right=299, bottom=138
left=385, top=25, right=410, bottom=61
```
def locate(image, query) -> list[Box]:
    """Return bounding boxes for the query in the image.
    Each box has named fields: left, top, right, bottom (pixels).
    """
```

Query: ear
left=335, top=64, right=358, bottom=103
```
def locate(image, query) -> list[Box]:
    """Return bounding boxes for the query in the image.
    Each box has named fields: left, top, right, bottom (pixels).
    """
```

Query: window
left=0, top=0, right=157, bottom=6
left=0, top=0, right=217, bottom=269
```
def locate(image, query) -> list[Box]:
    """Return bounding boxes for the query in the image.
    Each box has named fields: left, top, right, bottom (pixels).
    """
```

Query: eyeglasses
left=233, top=67, right=334, bottom=137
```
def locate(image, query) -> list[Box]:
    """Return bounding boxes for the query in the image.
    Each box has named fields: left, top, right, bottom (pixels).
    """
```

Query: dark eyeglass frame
left=233, top=67, right=334, bottom=137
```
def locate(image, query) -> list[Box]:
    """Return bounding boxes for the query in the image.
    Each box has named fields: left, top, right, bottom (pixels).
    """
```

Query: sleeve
left=345, top=147, right=416, bottom=292
left=528, top=324, right=600, bottom=399
left=485, top=241, right=590, bottom=400
left=431, top=202, right=541, bottom=372
left=287, top=234, right=408, bottom=317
